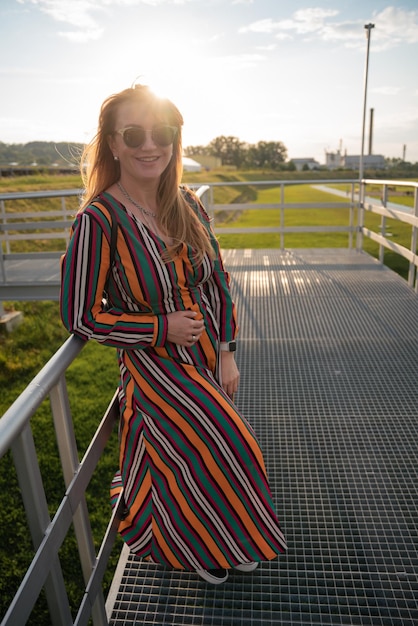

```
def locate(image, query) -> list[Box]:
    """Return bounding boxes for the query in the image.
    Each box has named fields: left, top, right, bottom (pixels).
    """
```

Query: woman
left=60, top=84, right=287, bottom=585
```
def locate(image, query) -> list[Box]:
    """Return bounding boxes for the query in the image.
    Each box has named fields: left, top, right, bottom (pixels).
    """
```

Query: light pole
left=359, top=23, right=375, bottom=182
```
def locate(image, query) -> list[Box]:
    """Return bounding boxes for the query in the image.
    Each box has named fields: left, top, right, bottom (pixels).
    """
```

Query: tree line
left=1, top=139, right=417, bottom=176
left=184, top=135, right=292, bottom=169
left=0, top=137, right=292, bottom=170
left=0, top=141, right=83, bottom=167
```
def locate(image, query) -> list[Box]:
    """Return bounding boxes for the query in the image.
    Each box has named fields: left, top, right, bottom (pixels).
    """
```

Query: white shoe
left=234, top=561, right=259, bottom=572
left=195, top=568, right=229, bottom=585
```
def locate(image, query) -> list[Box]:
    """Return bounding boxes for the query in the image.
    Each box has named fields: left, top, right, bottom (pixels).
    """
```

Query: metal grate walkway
left=106, top=248, right=418, bottom=626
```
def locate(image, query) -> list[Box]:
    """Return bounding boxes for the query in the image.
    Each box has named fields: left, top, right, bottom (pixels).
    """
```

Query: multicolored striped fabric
left=60, top=189, right=287, bottom=569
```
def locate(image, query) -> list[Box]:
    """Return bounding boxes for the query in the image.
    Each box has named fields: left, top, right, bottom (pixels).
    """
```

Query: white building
left=182, top=157, right=202, bottom=172
left=291, top=158, right=320, bottom=171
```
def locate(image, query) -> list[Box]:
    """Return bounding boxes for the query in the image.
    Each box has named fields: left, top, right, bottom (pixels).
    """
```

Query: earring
left=114, top=155, right=119, bottom=161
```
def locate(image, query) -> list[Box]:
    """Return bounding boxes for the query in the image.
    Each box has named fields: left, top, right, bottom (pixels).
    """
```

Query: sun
left=99, top=28, right=227, bottom=149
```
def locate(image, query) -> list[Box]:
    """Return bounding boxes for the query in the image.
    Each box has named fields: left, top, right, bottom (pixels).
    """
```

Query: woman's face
left=109, top=100, right=175, bottom=184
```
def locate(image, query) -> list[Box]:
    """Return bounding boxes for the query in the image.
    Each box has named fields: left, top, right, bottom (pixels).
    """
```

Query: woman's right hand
left=166, top=310, right=205, bottom=346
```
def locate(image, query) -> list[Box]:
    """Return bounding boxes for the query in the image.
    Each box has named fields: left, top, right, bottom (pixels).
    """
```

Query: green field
left=0, top=171, right=417, bottom=624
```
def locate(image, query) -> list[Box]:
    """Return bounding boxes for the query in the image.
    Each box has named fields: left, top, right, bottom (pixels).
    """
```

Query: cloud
left=239, top=6, right=418, bottom=51
left=17, top=0, right=193, bottom=41
left=211, top=53, right=266, bottom=70
left=19, top=1, right=104, bottom=28
left=59, top=28, right=104, bottom=43
left=373, top=6, right=418, bottom=46
left=239, top=9, right=338, bottom=36
left=370, top=86, right=401, bottom=96
left=239, top=18, right=275, bottom=34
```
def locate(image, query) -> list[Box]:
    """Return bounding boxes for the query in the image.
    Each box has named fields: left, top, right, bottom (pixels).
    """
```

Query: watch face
left=229, top=341, right=237, bottom=352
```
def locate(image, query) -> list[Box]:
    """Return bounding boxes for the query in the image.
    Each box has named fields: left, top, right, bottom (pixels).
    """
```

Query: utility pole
left=359, top=23, right=375, bottom=182
left=357, top=23, right=375, bottom=252
left=368, top=107, right=374, bottom=155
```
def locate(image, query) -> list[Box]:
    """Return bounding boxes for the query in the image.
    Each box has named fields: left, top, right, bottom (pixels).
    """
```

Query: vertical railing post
left=348, top=182, right=355, bottom=249
left=280, top=183, right=285, bottom=250
left=409, top=187, right=418, bottom=291
left=61, top=195, right=72, bottom=244
left=50, top=379, right=108, bottom=625
left=0, top=198, right=11, bottom=255
left=196, top=184, right=213, bottom=223
left=379, top=184, right=388, bottom=265
left=356, top=181, right=365, bottom=252
left=9, top=424, right=73, bottom=626
left=0, top=199, right=9, bottom=288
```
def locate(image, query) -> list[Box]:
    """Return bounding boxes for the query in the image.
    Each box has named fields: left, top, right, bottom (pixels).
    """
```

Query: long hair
left=80, top=84, right=214, bottom=264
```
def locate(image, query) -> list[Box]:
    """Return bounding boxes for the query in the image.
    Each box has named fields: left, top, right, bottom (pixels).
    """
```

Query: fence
left=1, top=179, right=417, bottom=295
left=0, top=335, right=122, bottom=626
left=0, top=179, right=418, bottom=624
left=359, top=178, right=418, bottom=288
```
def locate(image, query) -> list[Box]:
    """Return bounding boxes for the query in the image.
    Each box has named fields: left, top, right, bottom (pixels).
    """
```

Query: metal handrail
left=358, top=179, right=418, bottom=289
left=1, top=178, right=417, bottom=298
left=0, top=335, right=82, bottom=456
left=0, top=333, right=124, bottom=626
left=0, top=180, right=417, bottom=623
left=0, top=179, right=417, bottom=298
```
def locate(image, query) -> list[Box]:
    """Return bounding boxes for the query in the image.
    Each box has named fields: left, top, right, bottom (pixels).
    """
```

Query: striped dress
left=60, top=189, right=287, bottom=570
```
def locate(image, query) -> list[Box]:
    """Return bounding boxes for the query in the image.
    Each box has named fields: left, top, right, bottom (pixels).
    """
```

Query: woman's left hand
left=220, top=352, right=240, bottom=399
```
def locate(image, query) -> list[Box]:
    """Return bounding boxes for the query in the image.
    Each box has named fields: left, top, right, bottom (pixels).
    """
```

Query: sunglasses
left=114, top=125, right=178, bottom=148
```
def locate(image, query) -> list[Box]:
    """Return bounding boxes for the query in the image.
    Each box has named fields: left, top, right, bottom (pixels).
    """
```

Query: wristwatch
left=220, top=341, right=237, bottom=352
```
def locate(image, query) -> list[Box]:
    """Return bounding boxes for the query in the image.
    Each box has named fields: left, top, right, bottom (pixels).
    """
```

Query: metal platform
left=0, top=253, right=62, bottom=300
left=105, top=248, right=418, bottom=626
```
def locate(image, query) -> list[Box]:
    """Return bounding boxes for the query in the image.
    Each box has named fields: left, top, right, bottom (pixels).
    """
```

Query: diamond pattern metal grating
left=107, top=249, right=418, bottom=626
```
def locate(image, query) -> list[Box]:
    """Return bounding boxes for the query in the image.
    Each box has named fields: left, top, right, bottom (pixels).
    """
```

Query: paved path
left=312, top=183, right=413, bottom=214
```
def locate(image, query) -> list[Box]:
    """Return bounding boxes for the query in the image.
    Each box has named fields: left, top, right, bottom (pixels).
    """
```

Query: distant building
left=325, top=150, right=343, bottom=170
left=325, top=148, right=386, bottom=170
left=188, top=155, right=222, bottom=170
left=182, top=157, right=202, bottom=172
left=343, top=154, right=386, bottom=170
left=291, top=158, right=320, bottom=171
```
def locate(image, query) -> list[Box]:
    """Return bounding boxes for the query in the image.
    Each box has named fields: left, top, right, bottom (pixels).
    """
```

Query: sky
left=0, top=0, right=417, bottom=165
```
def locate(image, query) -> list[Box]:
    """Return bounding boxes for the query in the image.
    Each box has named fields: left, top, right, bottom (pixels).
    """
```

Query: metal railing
left=0, top=179, right=417, bottom=623
left=0, top=188, right=80, bottom=252
left=200, top=178, right=417, bottom=290
left=201, top=178, right=358, bottom=247
left=359, top=178, right=418, bottom=288
left=0, top=333, right=123, bottom=626
left=1, top=179, right=417, bottom=295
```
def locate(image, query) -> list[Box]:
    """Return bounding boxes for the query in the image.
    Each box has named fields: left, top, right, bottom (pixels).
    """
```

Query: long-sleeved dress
left=60, top=189, right=287, bottom=570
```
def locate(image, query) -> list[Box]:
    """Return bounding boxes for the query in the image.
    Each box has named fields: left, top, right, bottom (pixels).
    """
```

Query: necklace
left=117, top=182, right=157, bottom=218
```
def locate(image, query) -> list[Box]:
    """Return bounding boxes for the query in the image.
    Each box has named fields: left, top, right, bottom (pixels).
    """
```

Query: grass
left=212, top=182, right=416, bottom=278
left=1, top=170, right=416, bottom=623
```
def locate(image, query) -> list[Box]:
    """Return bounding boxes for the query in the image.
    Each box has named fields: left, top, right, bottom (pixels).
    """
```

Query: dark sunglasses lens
left=123, top=128, right=145, bottom=148
left=153, top=126, right=177, bottom=146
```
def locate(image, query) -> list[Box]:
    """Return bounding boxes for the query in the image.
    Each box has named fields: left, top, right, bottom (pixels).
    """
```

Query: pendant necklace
left=117, top=182, right=157, bottom=218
